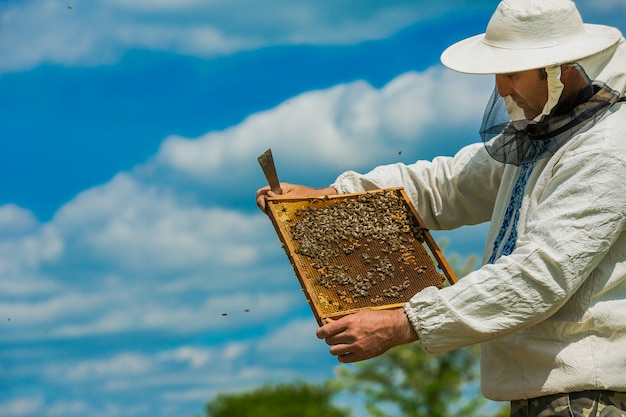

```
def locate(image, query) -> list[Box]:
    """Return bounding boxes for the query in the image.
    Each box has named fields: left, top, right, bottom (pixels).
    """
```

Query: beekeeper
left=256, top=0, right=626, bottom=414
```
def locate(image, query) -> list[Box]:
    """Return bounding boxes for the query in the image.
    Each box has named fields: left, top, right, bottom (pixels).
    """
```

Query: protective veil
left=480, top=49, right=624, bottom=166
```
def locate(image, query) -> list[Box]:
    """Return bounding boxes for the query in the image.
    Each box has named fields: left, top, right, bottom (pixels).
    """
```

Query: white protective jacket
left=331, top=39, right=626, bottom=401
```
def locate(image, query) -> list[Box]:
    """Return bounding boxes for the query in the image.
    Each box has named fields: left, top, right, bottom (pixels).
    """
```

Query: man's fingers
left=255, top=186, right=272, bottom=211
left=337, top=352, right=360, bottom=363
left=329, top=344, right=352, bottom=357
left=315, top=317, right=345, bottom=340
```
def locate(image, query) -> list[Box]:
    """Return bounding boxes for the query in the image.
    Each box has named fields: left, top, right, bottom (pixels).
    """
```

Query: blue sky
left=2, top=1, right=625, bottom=417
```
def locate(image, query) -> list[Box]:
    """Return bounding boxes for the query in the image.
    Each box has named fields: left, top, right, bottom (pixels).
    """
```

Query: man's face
left=495, top=69, right=549, bottom=120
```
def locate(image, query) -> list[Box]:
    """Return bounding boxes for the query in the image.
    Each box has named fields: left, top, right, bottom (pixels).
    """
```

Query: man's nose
left=495, top=74, right=512, bottom=97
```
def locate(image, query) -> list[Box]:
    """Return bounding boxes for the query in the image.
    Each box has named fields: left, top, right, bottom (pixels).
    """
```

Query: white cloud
left=47, top=401, right=92, bottom=417
left=0, top=209, right=62, bottom=299
left=222, top=341, right=249, bottom=361
left=1, top=0, right=618, bottom=74
left=154, top=68, right=492, bottom=183
left=3, top=286, right=302, bottom=339
left=35, top=334, right=319, bottom=402
left=159, top=346, right=213, bottom=368
left=0, top=0, right=110, bottom=71
left=1, top=292, right=104, bottom=326
left=0, top=223, right=63, bottom=268
left=63, top=352, right=153, bottom=381
left=52, top=173, right=270, bottom=274
left=0, top=397, right=44, bottom=417
left=0, top=204, right=38, bottom=235
left=113, top=21, right=256, bottom=56
left=257, top=317, right=320, bottom=355
left=0, top=174, right=300, bottom=340
left=0, top=0, right=501, bottom=73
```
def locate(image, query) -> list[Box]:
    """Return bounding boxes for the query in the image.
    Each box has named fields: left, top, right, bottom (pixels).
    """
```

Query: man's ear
left=560, top=64, right=588, bottom=91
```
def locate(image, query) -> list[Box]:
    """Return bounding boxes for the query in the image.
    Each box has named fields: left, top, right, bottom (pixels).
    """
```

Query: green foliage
left=202, top=381, right=351, bottom=417
left=332, top=344, right=507, bottom=417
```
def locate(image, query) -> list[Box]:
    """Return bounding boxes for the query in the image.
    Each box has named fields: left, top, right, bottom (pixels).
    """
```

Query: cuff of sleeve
left=331, top=170, right=371, bottom=195
left=403, top=286, right=464, bottom=354
left=330, top=174, right=349, bottom=195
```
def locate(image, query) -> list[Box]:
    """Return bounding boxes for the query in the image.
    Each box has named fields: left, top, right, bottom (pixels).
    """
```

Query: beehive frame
left=266, top=188, right=456, bottom=325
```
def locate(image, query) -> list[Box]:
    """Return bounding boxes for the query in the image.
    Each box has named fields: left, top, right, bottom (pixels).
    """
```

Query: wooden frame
left=266, top=188, right=456, bottom=325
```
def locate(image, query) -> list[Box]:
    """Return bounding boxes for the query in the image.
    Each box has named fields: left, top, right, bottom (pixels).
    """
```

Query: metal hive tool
left=265, top=188, right=457, bottom=326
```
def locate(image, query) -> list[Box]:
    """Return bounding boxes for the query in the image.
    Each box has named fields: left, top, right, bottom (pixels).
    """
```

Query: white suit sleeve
left=332, top=143, right=504, bottom=230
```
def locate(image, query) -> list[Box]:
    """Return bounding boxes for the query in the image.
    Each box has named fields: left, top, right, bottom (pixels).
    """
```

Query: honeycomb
left=266, top=188, right=456, bottom=325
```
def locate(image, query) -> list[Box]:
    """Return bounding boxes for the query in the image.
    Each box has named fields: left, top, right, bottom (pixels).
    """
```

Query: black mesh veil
left=480, top=64, right=621, bottom=166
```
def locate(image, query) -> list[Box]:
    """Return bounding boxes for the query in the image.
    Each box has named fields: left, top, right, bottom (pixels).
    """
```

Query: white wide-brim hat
left=441, top=0, right=622, bottom=74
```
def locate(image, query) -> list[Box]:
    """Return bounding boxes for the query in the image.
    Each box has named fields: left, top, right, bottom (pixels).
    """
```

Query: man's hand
left=255, top=182, right=337, bottom=211
left=316, top=308, right=419, bottom=363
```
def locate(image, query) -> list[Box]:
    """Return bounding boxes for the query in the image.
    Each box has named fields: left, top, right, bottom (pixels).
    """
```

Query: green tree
left=202, top=381, right=351, bottom=417
left=332, top=248, right=510, bottom=417
left=333, top=344, right=509, bottom=417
